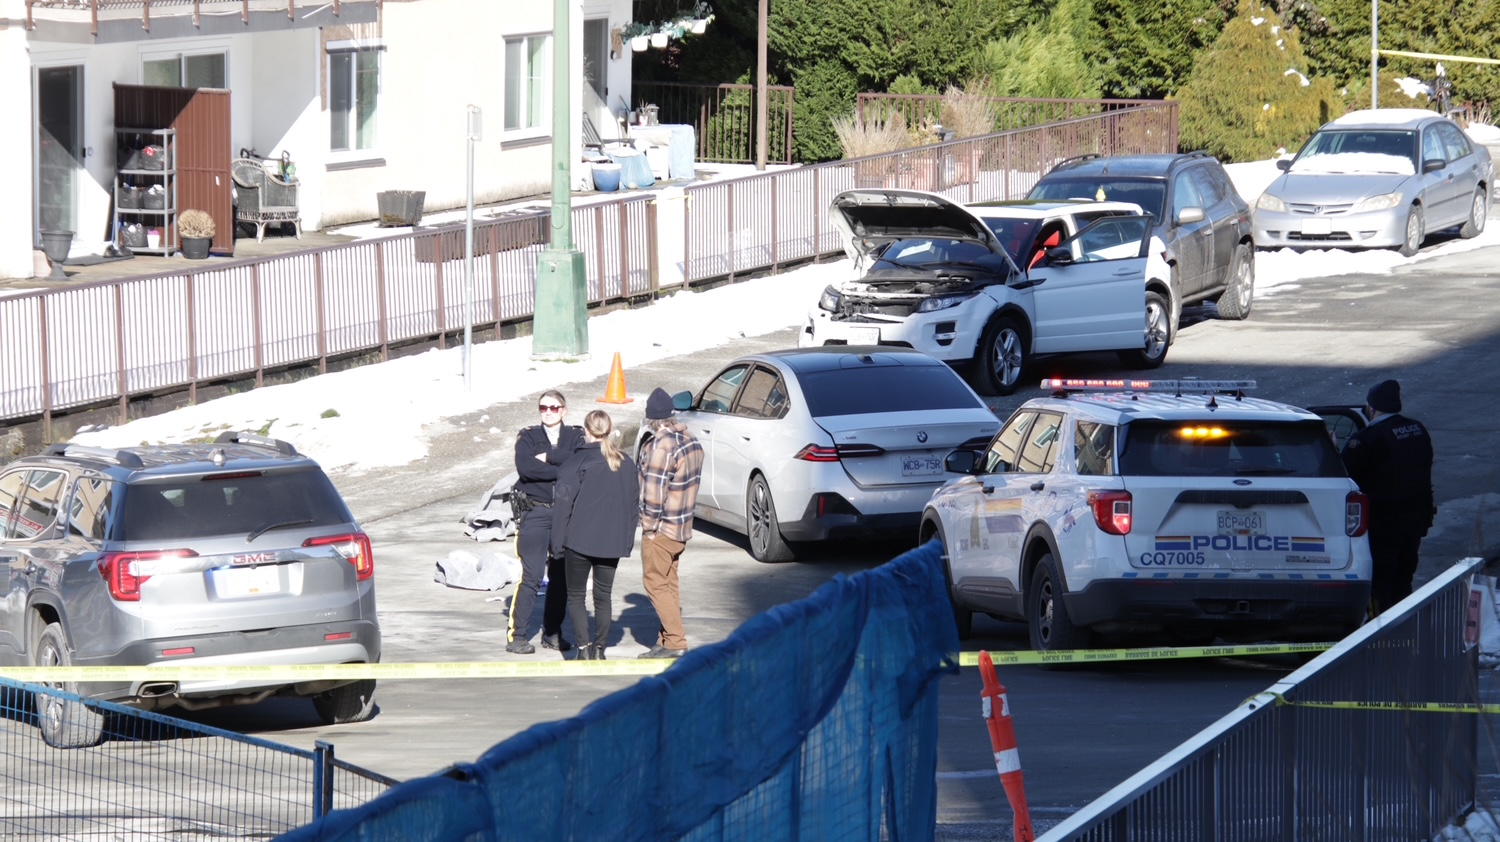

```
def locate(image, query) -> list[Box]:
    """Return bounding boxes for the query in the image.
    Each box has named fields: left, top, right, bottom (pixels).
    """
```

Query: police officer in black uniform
left=1341, top=379, right=1435, bottom=616
left=506, top=390, right=584, bottom=654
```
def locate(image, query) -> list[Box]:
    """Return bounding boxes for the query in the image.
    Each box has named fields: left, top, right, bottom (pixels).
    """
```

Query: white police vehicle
left=919, top=379, right=1373, bottom=650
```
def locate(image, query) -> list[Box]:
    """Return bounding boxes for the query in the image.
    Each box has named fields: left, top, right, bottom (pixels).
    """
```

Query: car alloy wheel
left=1460, top=189, right=1487, bottom=239
left=979, top=317, right=1028, bottom=396
left=747, top=475, right=793, bottom=562
left=1398, top=205, right=1424, bottom=257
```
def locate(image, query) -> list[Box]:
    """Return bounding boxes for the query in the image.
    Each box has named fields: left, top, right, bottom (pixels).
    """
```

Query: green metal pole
left=532, top=0, right=589, bottom=361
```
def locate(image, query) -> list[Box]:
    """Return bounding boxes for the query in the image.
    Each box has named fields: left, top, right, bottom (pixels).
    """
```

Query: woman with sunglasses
left=550, top=410, right=640, bottom=660
left=505, top=389, right=584, bottom=655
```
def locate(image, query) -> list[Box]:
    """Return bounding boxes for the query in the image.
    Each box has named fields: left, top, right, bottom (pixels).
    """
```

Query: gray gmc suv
left=0, top=432, right=380, bottom=747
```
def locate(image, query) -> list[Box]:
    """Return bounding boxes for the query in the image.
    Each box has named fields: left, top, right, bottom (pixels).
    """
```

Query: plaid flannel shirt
left=638, top=420, right=705, bottom=542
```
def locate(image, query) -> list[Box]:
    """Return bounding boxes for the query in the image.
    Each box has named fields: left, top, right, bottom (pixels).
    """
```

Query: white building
left=11, top=0, right=636, bottom=279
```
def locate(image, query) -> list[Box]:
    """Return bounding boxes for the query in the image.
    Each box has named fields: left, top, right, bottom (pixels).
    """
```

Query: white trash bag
left=436, top=549, right=521, bottom=591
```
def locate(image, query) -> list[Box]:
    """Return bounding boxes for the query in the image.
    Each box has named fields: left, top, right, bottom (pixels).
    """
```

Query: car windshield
left=1289, top=130, right=1417, bottom=175
left=1117, top=420, right=1346, bottom=478
left=796, top=365, right=985, bottom=417
left=120, top=468, right=353, bottom=542
left=977, top=217, right=1041, bottom=264
left=1028, top=180, right=1167, bottom=222
left=872, top=238, right=1008, bottom=273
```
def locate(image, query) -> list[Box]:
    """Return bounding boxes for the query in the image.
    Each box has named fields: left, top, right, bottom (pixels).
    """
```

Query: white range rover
left=799, top=190, right=1175, bottom=396
left=919, top=379, right=1372, bottom=650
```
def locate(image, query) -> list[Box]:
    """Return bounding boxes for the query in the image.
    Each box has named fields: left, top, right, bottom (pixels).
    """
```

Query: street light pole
left=532, top=0, right=589, bottom=362
left=755, top=0, right=768, bottom=171
left=1371, top=0, right=1379, bottom=108
left=463, top=105, right=480, bottom=390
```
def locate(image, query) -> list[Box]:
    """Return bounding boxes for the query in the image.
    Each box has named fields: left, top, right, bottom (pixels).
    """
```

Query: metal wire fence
left=0, top=678, right=396, bottom=839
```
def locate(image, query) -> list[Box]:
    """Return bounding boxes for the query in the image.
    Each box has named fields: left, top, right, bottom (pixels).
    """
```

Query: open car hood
left=829, top=189, right=1005, bottom=262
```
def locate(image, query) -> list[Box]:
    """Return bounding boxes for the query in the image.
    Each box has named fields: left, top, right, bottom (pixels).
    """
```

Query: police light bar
left=1043, top=378, right=1257, bottom=394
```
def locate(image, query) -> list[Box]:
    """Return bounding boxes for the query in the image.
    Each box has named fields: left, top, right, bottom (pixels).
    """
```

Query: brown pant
left=641, top=533, right=688, bottom=650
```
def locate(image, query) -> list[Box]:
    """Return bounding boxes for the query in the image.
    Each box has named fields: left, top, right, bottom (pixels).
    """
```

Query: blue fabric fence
left=280, top=540, right=958, bottom=841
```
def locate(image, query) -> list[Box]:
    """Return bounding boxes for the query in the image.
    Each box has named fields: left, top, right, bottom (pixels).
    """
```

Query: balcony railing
left=857, top=93, right=1171, bottom=135
left=631, top=82, right=795, bottom=165
left=26, top=0, right=378, bottom=40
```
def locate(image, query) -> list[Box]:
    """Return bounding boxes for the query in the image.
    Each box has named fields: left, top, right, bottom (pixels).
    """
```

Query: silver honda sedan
left=1252, top=108, right=1492, bottom=256
left=637, top=348, right=999, bottom=562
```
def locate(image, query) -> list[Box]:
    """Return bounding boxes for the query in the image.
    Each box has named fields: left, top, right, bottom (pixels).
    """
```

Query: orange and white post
left=979, top=650, right=1034, bottom=842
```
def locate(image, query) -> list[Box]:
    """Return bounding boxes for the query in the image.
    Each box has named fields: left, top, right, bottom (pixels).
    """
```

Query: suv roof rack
left=1183, top=150, right=1215, bottom=160
left=43, top=443, right=146, bottom=469
left=1046, top=153, right=1100, bottom=174
left=214, top=430, right=300, bottom=456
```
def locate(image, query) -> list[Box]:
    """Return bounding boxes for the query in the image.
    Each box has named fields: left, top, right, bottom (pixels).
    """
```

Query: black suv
left=1028, top=151, right=1257, bottom=328
left=0, top=431, right=380, bottom=747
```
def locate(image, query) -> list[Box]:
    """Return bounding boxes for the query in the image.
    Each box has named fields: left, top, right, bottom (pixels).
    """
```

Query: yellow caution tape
left=0, top=643, right=1339, bottom=683
left=0, top=660, right=674, bottom=683
left=956, top=641, right=1333, bottom=667
left=1265, top=692, right=1500, bottom=715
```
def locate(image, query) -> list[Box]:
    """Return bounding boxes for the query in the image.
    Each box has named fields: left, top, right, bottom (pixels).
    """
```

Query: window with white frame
left=143, top=52, right=226, bottom=88
left=504, top=34, right=549, bottom=132
left=329, top=45, right=381, bottom=153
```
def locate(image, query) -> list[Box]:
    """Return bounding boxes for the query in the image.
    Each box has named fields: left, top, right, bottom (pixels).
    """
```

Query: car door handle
left=981, top=484, right=995, bottom=494
left=1030, top=480, right=1045, bottom=491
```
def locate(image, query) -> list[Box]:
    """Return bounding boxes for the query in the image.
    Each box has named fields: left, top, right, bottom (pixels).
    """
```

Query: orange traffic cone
left=599, top=352, right=633, bottom=404
left=980, top=650, right=1034, bottom=842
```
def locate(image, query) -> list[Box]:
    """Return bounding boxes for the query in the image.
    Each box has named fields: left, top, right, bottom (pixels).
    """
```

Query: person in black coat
left=505, top=390, right=584, bottom=655
left=551, top=410, right=641, bottom=660
left=1342, top=379, right=1435, bottom=615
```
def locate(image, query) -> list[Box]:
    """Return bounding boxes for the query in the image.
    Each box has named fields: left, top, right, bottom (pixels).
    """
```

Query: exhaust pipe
left=138, top=682, right=178, bottom=698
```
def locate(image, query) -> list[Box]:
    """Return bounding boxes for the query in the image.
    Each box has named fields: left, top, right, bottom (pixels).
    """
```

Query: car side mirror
left=945, top=449, right=981, bottom=474
left=1423, top=158, right=1445, bottom=174
left=1276, top=159, right=1292, bottom=172
left=1044, top=247, right=1074, bottom=266
left=1176, top=206, right=1205, bottom=225
left=671, top=391, right=693, bottom=411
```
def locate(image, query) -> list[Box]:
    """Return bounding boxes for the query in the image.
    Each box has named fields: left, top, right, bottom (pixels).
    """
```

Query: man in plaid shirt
left=637, top=388, right=705, bottom=659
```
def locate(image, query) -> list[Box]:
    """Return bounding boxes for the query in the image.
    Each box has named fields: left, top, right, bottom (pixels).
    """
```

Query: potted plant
left=621, top=21, right=650, bottom=52
left=178, top=209, right=215, bottom=260
left=650, top=24, right=670, bottom=48
left=688, top=2, right=714, bottom=33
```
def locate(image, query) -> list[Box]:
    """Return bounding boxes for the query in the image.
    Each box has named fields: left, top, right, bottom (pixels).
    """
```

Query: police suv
left=920, top=379, right=1372, bottom=651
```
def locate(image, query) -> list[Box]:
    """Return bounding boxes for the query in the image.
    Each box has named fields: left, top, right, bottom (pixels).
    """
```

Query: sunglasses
left=538, top=404, right=564, bottom=412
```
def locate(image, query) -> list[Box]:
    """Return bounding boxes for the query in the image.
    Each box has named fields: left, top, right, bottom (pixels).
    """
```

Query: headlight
left=818, top=285, right=843, bottom=312
left=916, top=293, right=974, bottom=313
left=1351, top=193, right=1403, bottom=213
left=1256, top=193, right=1287, bottom=213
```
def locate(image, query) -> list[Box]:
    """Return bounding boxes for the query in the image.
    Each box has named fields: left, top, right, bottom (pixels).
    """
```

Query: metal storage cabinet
left=114, top=127, right=177, bottom=257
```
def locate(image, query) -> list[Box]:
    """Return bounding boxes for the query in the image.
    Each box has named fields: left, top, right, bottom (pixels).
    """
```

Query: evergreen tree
left=1087, top=0, right=1227, bottom=99
left=1175, top=1, right=1345, bottom=161
left=978, top=0, right=1104, bottom=99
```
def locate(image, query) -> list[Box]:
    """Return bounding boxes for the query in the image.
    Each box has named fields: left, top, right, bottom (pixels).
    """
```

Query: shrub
left=940, top=83, right=1000, bottom=139
left=1174, top=0, right=1344, bottom=162
left=833, top=110, right=910, bottom=158
left=178, top=209, right=216, bottom=239
left=791, top=60, right=859, bottom=162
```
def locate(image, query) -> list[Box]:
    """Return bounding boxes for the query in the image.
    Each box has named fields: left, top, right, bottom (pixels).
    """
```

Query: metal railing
left=1, top=102, right=1176, bottom=435
left=857, top=93, right=1176, bottom=136
left=1039, top=555, right=1489, bottom=841
left=24, top=0, right=375, bottom=35
left=631, top=81, right=795, bottom=164
left=1, top=678, right=395, bottom=838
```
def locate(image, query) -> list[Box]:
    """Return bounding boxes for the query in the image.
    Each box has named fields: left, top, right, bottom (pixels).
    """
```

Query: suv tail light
left=98, top=550, right=198, bottom=601
left=305, top=532, right=374, bottom=581
left=1345, top=491, right=1369, bottom=538
left=1089, top=490, right=1133, bottom=535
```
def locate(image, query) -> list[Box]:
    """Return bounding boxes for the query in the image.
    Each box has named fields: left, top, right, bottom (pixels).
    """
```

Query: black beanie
left=645, top=387, right=675, bottom=420
left=1366, top=379, right=1402, bottom=414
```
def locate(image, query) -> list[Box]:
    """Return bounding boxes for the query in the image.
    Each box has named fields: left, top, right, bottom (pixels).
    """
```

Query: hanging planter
left=690, top=18, right=708, bottom=34
left=650, top=31, right=669, bottom=48
left=631, top=35, right=649, bottom=51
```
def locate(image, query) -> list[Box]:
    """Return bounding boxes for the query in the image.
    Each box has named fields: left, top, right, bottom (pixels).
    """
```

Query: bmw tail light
left=305, top=532, right=375, bottom=581
left=793, top=444, right=841, bottom=463
left=98, top=550, right=198, bottom=601
left=1089, top=491, right=1133, bottom=536
left=1345, top=492, right=1369, bottom=538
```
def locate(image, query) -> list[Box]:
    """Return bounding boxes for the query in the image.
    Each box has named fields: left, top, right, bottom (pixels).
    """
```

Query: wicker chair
left=231, top=157, right=301, bottom=242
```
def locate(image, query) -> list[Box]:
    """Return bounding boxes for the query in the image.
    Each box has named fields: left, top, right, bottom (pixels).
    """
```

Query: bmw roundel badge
left=916, top=431, right=928, bottom=443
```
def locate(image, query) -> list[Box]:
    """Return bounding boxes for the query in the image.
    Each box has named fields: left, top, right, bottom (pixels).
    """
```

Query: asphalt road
left=181, top=230, right=1500, bottom=837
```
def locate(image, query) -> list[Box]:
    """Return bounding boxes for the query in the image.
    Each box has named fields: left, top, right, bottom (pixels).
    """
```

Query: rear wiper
left=247, top=518, right=314, bottom=542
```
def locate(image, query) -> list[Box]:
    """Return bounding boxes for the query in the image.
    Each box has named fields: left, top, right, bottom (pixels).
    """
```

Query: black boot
left=592, top=642, right=607, bottom=660
left=577, top=643, right=597, bottom=661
